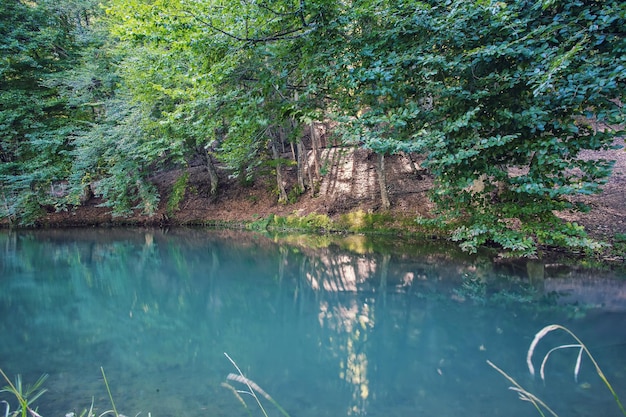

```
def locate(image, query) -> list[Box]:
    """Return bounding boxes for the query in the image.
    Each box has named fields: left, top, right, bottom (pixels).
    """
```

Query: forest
left=1, top=0, right=625, bottom=256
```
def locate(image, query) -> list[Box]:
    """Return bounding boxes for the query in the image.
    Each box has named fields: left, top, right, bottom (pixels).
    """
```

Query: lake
left=1, top=228, right=625, bottom=417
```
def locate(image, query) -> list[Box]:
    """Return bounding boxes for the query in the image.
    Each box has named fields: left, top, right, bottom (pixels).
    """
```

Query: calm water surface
left=1, top=229, right=625, bottom=417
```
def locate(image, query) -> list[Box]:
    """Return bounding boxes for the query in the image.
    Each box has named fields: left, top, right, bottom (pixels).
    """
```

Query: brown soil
left=556, top=137, right=626, bottom=240
left=37, top=139, right=626, bottom=244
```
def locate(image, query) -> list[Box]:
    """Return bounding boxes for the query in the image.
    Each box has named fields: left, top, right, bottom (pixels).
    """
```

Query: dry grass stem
left=487, top=360, right=559, bottom=417
left=226, top=374, right=272, bottom=401
left=221, top=383, right=250, bottom=413
left=223, top=353, right=292, bottom=417
left=527, top=324, right=561, bottom=377
left=539, top=344, right=583, bottom=382
left=223, top=353, right=270, bottom=417
left=526, top=324, right=626, bottom=416
left=99, top=368, right=118, bottom=417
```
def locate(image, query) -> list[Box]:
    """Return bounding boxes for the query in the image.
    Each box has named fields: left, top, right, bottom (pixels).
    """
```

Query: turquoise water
left=1, top=229, right=625, bottom=417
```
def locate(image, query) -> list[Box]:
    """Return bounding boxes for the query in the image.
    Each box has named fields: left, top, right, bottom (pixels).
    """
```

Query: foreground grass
left=1, top=355, right=290, bottom=417
left=3, top=327, right=624, bottom=417
left=489, top=324, right=626, bottom=417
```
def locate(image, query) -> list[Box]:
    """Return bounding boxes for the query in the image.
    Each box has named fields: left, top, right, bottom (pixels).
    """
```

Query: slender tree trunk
left=377, top=152, right=391, bottom=210
left=271, top=130, right=288, bottom=204
left=289, top=117, right=306, bottom=192
left=205, top=153, right=219, bottom=196
left=401, top=151, right=424, bottom=180
left=311, top=122, right=321, bottom=179
left=198, top=145, right=219, bottom=196
left=296, top=138, right=306, bottom=191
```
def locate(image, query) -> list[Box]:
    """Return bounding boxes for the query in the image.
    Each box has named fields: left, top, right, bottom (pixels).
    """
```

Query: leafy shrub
left=166, top=172, right=189, bottom=215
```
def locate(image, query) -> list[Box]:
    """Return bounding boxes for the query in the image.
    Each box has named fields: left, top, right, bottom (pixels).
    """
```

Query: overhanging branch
left=184, top=3, right=315, bottom=45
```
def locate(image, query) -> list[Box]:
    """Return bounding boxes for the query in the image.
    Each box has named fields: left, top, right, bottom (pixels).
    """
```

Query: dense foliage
left=1, top=0, right=83, bottom=220
left=1, top=0, right=624, bottom=256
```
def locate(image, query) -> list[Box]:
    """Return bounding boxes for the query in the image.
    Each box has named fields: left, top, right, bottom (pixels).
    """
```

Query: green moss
left=337, top=210, right=407, bottom=232
left=272, top=212, right=333, bottom=231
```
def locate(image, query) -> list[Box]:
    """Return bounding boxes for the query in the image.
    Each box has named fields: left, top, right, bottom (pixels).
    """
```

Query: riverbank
left=6, top=142, right=626, bottom=260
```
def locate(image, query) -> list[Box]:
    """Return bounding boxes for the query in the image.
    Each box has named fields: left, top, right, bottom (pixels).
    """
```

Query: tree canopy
left=1, top=0, right=624, bottom=256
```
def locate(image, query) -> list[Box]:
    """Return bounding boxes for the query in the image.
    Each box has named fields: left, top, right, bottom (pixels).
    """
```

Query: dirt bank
left=33, top=139, right=626, bottom=250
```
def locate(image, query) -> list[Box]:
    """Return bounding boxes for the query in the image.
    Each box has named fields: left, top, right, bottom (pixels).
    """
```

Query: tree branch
left=256, top=1, right=299, bottom=17
left=185, top=11, right=246, bottom=42
left=185, top=8, right=315, bottom=44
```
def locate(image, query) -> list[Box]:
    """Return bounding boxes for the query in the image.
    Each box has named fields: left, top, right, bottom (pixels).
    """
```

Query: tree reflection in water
left=1, top=229, right=625, bottom=417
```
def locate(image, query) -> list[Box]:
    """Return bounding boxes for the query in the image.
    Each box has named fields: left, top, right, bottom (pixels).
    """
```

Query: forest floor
left=38, top=138, right=625, bottom=246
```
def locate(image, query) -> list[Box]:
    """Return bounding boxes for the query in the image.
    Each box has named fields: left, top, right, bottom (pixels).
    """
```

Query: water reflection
left=0, top=229, right=625, bottom=417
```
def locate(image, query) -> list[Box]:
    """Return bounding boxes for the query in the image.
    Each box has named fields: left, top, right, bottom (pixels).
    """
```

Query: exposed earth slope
left=38, top=139, right=625, bottom=244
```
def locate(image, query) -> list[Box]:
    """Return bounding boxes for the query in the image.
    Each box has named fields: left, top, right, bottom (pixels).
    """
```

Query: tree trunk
left=310, top=122, right=321, bottom=179
left=401, top=151, right=424, bottom=180
left=206, top=154, right=219, bottom=196
left=296, top=137, right=306, bottom=191
left=200, top=146, right=219, bottom=196
left=377, top=152, right=391, bottom=210
left=271, top=131, right=288, bottom=204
